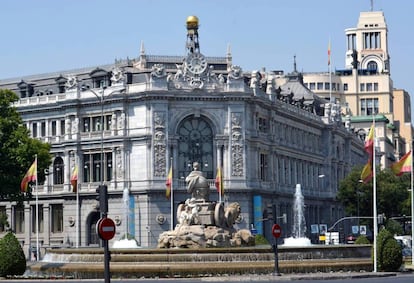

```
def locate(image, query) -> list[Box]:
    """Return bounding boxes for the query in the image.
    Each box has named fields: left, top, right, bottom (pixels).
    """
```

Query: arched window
left=53, top=157, right=64, bottom=185
left=177, top=116, right=214, bottom=179
left=367, top=61, right=378, bottom=73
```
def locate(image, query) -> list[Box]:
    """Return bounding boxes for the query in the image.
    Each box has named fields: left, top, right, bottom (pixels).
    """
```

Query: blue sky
left=1, top=0, right=413, bottom=101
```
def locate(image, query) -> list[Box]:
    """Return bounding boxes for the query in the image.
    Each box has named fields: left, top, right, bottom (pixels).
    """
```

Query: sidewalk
left=199, top=271, right=399, bottom=281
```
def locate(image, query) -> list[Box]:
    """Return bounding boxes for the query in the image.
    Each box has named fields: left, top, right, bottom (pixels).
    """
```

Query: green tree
left=0, top=232, right=26, bottom=276
left=0, top=89, right=51, bottom=202
left=338, top=166, right=410, bottom=223
left=376, top=228, right=402, bottom=271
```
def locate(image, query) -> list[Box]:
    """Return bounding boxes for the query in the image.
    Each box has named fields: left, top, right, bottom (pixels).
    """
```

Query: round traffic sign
left=272, top=223, right=282, bottom=238
left=97, top=217, right=116, bottom=240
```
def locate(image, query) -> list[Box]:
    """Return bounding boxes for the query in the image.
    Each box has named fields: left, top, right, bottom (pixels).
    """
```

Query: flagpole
left=35, top=155, right=39, bottom=261
left=170, top=157, right=173, bottom=231
left=411, top=144, right=414, bottom=264
left=328, top=38, right=332, bottom=103
left=372, top=117, right=378, bottom=272
left=76, top=182, right=79, bottom=248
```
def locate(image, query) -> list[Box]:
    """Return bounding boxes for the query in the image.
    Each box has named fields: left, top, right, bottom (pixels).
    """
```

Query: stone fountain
left=28, top=176, right=373, bottom=279
left=157, top=162, right=255, bottom=248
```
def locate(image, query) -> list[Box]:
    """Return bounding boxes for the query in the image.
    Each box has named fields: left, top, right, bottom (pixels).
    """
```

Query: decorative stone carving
left=110, top=67, right=124, bottom=85
left=116, top=147, right=124, bottom=180
left=150, top=64, right=167, bottom=79
left=228, top=65, right=243, bottom=81
left=153, top=112, right=167, bottom=177
left=65, top=75, right=78, bottom=91
left=72, top=117, right=78, bottom=134
left=231, top=112, right=244, bottom=177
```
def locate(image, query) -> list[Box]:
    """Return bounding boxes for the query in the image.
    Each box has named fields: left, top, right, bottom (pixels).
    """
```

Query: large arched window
left=177, top=116, right=214, bottom=179
left=53, top=157, right=64, bottom=185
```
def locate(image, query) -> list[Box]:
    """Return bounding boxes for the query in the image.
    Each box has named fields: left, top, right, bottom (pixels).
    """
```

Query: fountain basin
left=28, top=244, right=373, bottom=278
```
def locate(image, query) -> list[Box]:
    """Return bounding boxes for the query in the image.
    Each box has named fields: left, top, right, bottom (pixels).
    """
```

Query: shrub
left=355, top=235, right=370, bottom=244
left=385, top=219, right=403, bottom=236
left=255, top=234, right=270, bottom=245
left=377, top=228, right=402, bottom=271
left=0, top=232, right=26, bottom=277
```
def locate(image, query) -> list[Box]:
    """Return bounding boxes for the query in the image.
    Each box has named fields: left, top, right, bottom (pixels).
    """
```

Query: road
left=1, top=273, right=414, bottom=283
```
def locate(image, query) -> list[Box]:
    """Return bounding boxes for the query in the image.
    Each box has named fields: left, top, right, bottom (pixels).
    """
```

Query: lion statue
left=224, top=202, right=241, bottom=228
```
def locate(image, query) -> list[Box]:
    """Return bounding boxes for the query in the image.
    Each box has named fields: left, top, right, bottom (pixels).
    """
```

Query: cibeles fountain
left=31, top=175, right=372, bottom=278
left=158, top=162, right=255, bottom=248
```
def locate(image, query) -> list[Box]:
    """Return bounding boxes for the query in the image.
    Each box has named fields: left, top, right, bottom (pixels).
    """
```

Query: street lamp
left=81, top=82, right=125, bottom=283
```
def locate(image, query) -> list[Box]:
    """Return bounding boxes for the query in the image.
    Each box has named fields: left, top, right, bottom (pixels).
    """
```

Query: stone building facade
left=0, top=16, right=366, bottom=255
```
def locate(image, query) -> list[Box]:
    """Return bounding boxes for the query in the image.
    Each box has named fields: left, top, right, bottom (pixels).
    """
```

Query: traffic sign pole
left=271, top=223, right=282, bottom=276
left=96, top=217, right=116, bottom=283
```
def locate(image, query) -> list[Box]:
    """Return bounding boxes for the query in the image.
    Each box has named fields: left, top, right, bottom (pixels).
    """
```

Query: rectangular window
left=60, top=120, right=65, bottom=135
left=360, top=98, right=379, bottom=115
left=32, top=123, right=38, bottom=138
left=0, top=206, right=6, bottom=232
left=41, top=121, right=46, bottom=137
left=360, top=83, right=365, bottom=92
left=343, top=83, right=348, bottom=91
left=374, top=83, right=378, bottom=91
left=14, top=206, right=24, bottom=234
left=309, top=83, right=315, bottom=90
left=83, top=152, right=113, bottom=182
left=83, top=117, right=90, bottom=132
left=51, top=121, right=57, bottom=136
left=92, top=117, right=101, bottom=131
left=259, top=153, right=268, bottom=181
left=51, top=204, right=63, bottom=233
left=258, top=117, right=268, bottom=133
left=324, top=83, right=330, bottom=90
left=105, top=115, right=112, bottom=131
left=366, top=83, right=373, bottom=92
left=31, top=205, right=44, bottom=233
left=317, top=82, right=323, bottom=90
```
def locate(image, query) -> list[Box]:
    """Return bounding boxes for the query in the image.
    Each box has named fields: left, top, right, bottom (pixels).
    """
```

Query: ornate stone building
left=0, top=16, right=366, bottom=255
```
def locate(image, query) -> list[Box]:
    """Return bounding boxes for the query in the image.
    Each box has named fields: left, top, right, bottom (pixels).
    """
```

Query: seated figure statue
left=185, top=162, right=210, bottom=201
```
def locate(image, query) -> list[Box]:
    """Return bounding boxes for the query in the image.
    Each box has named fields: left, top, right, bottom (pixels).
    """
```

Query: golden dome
left=186, top=15, right=199, bottom=29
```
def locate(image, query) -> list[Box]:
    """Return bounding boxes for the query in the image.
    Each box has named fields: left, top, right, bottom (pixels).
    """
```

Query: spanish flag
left=360, top=125, right=375, bottom=183
left=391, top=151, right=412, bottom=176
left=165, top=166, right=172, bottom=199
left=360, top=162, right=373, bottom=183
left=215, top=166, right=224, bottom=196
left=21, top=158, right=37, bottom=192
left=364, top=125, right=375, bottom=159
left=70, top=166, right=78, bottom=193
left=328, top=40, right=331, bottom=66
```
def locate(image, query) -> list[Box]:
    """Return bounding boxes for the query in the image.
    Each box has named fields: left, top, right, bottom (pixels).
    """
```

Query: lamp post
left=81, top=82, right=125, bottom=283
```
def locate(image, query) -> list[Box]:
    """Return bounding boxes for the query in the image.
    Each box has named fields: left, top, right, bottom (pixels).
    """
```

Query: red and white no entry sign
left=97, top=217, right=116, bottom=241
left=272, top=223, right=282, bottom=238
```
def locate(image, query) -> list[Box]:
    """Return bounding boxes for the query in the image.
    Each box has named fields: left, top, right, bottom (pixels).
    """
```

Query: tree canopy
left=337, top=165, right=411, bottom=227
left=0, top=89, right=51, bottom=202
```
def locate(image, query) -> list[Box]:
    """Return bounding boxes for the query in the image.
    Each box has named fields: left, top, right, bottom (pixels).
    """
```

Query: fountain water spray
left=283, top=184, right=311, bottom=246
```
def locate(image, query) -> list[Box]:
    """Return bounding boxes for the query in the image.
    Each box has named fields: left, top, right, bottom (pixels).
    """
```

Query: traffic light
left=264, top=203, right=277, bottom=224
left=96, top=185, right=108, bottom=215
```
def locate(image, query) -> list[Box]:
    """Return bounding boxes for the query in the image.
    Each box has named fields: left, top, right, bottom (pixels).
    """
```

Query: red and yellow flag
left=391, top=151, right=412, bottom=176
left=21, top=158, right=37, bottom=192
left=215, top=166, right=224, bottom=196
left=364, top=125, right=375, bottom=159
left=360, top=125, right=375, bottom=183
left=360, top=162, right=373, bottom=183
left=70, top=166, right=78, bottom=193
left=165, top=166, right=172, bottom=199
left=328, top=40, right=331, bottom=66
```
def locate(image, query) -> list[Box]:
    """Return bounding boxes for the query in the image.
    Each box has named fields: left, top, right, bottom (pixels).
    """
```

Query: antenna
left=370, top=0, right=374, bottom=11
